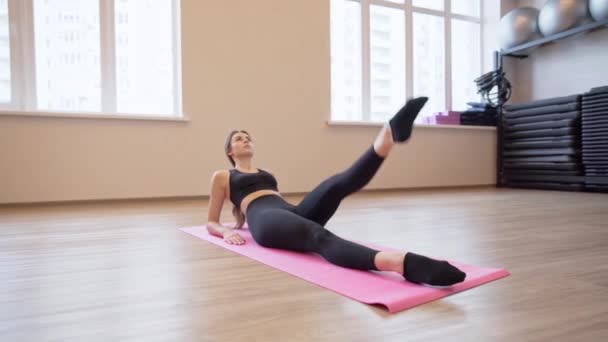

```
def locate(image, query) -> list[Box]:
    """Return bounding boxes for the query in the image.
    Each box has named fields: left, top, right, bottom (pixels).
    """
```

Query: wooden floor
left=1, top=187, right=607, bottom=341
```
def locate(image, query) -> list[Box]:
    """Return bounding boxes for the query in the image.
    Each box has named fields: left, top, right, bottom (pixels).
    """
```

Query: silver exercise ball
left=538, top=0, right=592, bottom=36
left=500, top=7, right=541, bottom=49
left=590, top=0, right=608, bottom=21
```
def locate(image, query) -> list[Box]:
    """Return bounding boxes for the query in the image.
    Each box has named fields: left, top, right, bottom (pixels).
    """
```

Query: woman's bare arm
left=206, top=171, right=232, bottom=237
left=206, top=171, right=245, bottom=244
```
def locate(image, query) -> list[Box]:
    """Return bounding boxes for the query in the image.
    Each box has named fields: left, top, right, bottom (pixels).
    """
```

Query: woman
left=207, top=97, right=466, bottom=286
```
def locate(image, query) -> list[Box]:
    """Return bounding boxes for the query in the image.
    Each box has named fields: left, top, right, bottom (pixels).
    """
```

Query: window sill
left=0, top=110, right=190, bottom=122
left=327, top=120, right=496, bottom=131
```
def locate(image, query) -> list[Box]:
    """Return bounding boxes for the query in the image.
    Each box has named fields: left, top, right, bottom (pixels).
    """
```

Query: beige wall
left=0, top=0, right=497, bottom=205
left=506, top=0, right=608, bottom=103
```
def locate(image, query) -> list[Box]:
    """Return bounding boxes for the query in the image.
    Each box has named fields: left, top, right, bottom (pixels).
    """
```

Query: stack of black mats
left=582, top=86, right=608, bottom=192
left=502, top=94, right=584, bottom=191
left=461, top=102, right=497, bottom=126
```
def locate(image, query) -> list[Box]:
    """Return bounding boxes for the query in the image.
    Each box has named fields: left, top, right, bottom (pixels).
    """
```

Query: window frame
left=332, top=0, right=483, bottom=122
left=0, top=0, right=184, bottom=120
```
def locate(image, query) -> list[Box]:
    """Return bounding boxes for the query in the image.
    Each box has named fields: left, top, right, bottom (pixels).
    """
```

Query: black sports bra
left=229, top=168, right=279, bottom=208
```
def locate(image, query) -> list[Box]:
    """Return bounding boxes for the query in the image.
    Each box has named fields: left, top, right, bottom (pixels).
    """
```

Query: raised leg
left=294, top=97, right=428, bottom=226
left=294, top=144, right=385, bottom=226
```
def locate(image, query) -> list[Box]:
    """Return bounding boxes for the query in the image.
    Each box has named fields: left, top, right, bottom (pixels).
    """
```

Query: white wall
left=0, top=0, right=498, bottom=205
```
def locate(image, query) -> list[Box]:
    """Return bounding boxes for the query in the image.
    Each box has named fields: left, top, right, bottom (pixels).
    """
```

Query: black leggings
left=246, top=145, right=385, bottom=271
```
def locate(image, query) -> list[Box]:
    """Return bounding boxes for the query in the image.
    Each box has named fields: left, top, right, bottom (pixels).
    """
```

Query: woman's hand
left=223, top=230, right=246, bottom=245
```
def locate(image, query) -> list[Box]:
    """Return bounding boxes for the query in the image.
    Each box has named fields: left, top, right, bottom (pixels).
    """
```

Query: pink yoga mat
left=180, top=225, right=509, bottom=313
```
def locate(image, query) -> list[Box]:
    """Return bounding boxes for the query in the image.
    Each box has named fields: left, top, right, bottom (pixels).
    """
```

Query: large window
left=330, top=0, right=482, bottom=124
left=0, top=0, right=10, bottom=103
left=0, top=0, right=182, bottom=117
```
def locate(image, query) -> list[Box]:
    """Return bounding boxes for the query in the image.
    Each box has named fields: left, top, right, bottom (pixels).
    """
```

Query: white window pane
left=115, top=0, right=175, bottom=115
left=451, top=0, right=480, bottom=18
left=370, top=5, right=405, bottom=122
left=413, top=13, right=444, bottom=122
left=452, top=19, right=481, bottom=111
left=384, top=0, right=405, bottom=4
left=330, top=0, right=362, bottom=121
left=412, top=0, right=443, bottom=11
left=0, top=0, right=10, bottom=103
left=34, top=0, right=101, bottom=112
